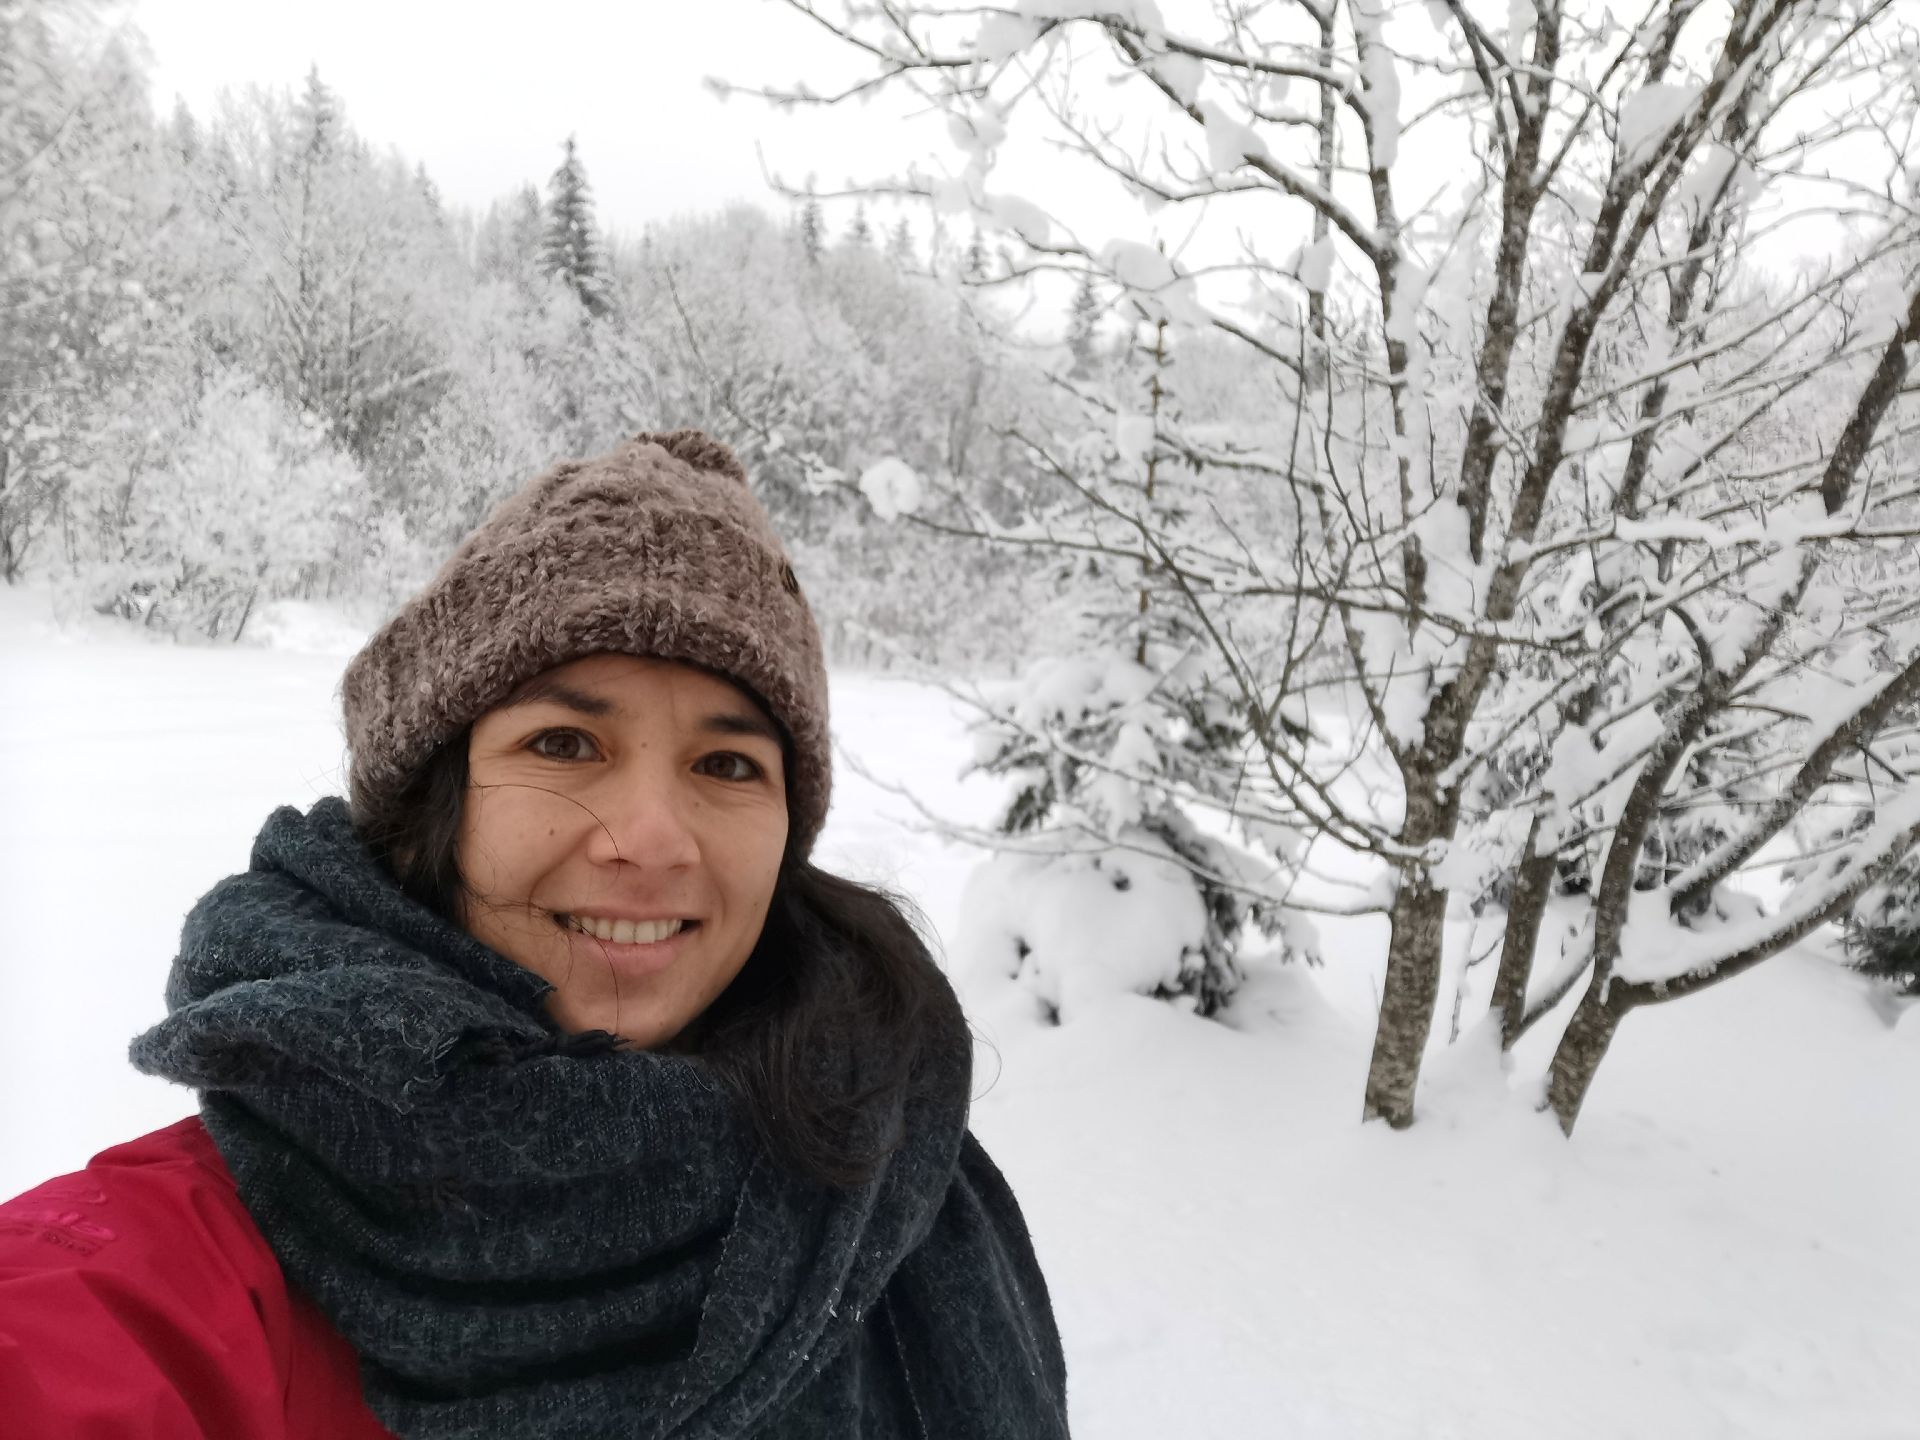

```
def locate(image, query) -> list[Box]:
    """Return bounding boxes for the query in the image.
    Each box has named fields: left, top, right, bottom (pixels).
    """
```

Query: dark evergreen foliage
left=1067, top=270, right=1100, bottom=377
left=798, top=196, right=824, bottom=264
left=542, top=135, right=611, bottom=317
left=1845, top=850, right=1920, bottom=995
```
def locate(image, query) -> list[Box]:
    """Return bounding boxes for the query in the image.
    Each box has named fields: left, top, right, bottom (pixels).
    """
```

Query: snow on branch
left=1615, top=785, right=1920, bottom=1000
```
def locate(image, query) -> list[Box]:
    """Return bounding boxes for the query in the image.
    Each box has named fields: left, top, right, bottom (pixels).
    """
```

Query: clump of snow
left=1113, top=411, right=1156, bottom=471
left=1352, top=607, right=1433, bottom=749
left=1353, top=8, right=1403, bottom=167
left=1010, top=649, right=1159, bottom=731
left=986, top=192, right=1052, bottom=246
left=953, top=829, right=1207, bottom=1019
left=1017, top=0, right=1166, bottom=26
left=1296, top=235, right=1336, bottom=293
left=974, top=12, right=1044, bottom=63
left=931, top=177, right=975, bottom=214
left=948, top=105, right=1009, bottom=159
left=1144, top=51, right=1204, bottom=104
left=1677, top=141, right=1744, bottom=220
left=1616, top=82, right=1700, bottom=167
left=1199, top=99, right=1266, bottom=173
left=1544, top=707, right=1662, bottom=809
left=858, top=457, right=924, bottom=519
left=1100, top=239, right=1210, bottom=326
left=1104, top=239, right=1178, bottom=292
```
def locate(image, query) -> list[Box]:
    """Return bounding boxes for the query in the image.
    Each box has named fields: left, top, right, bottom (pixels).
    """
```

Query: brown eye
left=697, top=752, right=761, bottom=782
left=530, top=729, right=599, bottom=762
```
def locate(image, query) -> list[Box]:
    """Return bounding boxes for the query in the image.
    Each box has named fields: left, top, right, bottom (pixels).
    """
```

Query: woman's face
left=457, top=653, right=790, bottom=1048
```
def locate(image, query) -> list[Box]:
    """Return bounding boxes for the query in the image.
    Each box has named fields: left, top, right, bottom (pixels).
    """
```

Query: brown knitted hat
left=341, top=430, right=832, bottom=856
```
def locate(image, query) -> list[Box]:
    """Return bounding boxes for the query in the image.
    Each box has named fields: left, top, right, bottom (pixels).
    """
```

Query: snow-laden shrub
left=1843, top=848, right=1920, bottom=996
left=952, top=831, right=1209, bottom=1023
left=61, top=368, right=367, bottom=641
left=963, top=643, right=1301, bottom=1019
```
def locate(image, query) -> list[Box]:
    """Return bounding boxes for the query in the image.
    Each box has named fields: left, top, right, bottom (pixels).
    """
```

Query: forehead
left=496, top=654, right=781, bottom=738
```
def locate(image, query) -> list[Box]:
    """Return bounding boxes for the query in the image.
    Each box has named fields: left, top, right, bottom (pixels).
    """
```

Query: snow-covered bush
left=61, top=368, right=366, bottom=640
left=1844, top=852, right=1920, bottom=997
left=953, top=834, right=1209, bottom=1023
left=963, top=644, right=1296, bottom=1019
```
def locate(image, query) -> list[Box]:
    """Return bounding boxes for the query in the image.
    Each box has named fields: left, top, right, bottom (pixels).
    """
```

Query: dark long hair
left=350, top=731, right=971, bottom=1190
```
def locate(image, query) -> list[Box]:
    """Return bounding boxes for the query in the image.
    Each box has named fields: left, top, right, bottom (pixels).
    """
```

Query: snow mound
left=242, top=600, right=371, bottom=656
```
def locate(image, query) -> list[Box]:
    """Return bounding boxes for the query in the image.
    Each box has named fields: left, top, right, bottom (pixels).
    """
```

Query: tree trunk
left=1544, top=979, right=1633, bottom=1133
left=1363, top=867, right=1449, bottom=1127
left=1493, top=821, right=1557, bottom=1048
left=0, top=443, right=15, bottom=584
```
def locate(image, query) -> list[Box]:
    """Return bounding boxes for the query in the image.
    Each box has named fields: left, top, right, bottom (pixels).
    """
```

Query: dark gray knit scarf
left=130, top=799, right=1069, bottom=1440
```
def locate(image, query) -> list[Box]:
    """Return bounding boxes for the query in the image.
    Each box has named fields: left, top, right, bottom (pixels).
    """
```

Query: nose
left=581, top=765, right=701, bottom=871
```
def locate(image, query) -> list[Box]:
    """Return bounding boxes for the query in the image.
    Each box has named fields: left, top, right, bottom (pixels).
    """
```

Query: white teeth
left=570, top=916, right=685, bottom=945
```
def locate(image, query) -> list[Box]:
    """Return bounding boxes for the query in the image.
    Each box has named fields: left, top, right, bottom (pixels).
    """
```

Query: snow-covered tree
left=51, top=349, right=368, bottom=637
left=797, top=195, right=825, bottom=265
left=543, top=134, right=612, bottom=317
left=1066, top=269, right=1101, bottom=378
left=963, top=320, right=1307, bottom=1018
left=739, top=0, right=1920, bottom=1133
left=204, top=72, right=457, bottom=470
left=0, top=1, right=169, bottom=582
left=844, top=203, right=872, bottom=248
left=885, top=217, right=914, bottom=268
left=1844, top=850, right=1920, bottom=997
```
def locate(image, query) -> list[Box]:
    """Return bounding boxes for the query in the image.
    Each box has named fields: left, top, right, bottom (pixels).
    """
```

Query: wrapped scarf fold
left=131, top=798, right=1068, bottom=1440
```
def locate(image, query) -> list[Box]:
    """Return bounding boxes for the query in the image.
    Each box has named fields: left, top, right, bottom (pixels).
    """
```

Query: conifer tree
left=962, top=228, right=987, bottom=282
left=885, top=217, right=914, bottom=268
left=844, top=204, right=872, bottom=248
left=292, top=65, right=337, bottom=167
left=542, top=135, right=611, bottom=317
left=798, top=196, right=824, bottom=265
left=1846, top=872, right=1920, bottom=995
left=1066, top=269, right=1100, bottom=377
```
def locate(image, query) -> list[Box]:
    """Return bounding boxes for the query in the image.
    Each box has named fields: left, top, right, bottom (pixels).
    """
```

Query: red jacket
left=0, top=1118, right=394, bottom=1439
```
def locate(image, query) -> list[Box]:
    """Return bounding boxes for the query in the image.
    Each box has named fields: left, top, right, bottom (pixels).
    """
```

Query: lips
left=553, top=913, right=701, bottom=976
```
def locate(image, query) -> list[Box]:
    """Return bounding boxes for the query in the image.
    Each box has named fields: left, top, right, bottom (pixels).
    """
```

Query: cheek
left=718, top=817, right=787, bottom=922
left=457, top=794, right=550, bottom=901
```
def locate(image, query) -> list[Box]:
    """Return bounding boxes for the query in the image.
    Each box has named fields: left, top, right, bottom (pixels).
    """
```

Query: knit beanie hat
left=341, top=430, right=832, bottom=856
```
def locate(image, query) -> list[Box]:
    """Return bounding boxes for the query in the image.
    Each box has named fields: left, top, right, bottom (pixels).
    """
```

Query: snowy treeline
left=745, top=0, right=1920, bottom=1129
left=0, top=0, right=1069, bottom=667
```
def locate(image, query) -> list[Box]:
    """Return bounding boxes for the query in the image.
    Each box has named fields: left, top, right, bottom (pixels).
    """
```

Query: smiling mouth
left=556, top=915, right=700, bottom=946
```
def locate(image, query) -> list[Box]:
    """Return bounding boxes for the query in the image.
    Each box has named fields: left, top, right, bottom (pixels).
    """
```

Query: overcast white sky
left=129, top=0, right=937, bottom=240
left=121, top=0, right=1852, bottom=296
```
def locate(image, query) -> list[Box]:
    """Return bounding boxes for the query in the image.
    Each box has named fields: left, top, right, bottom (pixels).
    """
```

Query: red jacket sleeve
left=0, top=1119, right=304, bottom=1440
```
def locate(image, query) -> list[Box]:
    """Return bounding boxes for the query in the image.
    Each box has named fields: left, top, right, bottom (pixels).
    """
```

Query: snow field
left=3, top=585, right=1916, bottom=1438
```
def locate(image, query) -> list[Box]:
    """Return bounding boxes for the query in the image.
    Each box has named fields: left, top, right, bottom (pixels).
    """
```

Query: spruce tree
left=966, top=320, right=1291, bottom=1017
left=1067, top=269, right=1100, bottom=377
left=798, top=196, right=824, bottom=265
left=542, top=135, right=612, bottom=317
left=1845, top=852, right=1920, bottom=995
left=886, top=217, right=914, bottom=268
left=292, top=65, right=337, bottom=167
left=845, top=204, right=872, bottom=248
left=963, top=228, right=988, bottom=281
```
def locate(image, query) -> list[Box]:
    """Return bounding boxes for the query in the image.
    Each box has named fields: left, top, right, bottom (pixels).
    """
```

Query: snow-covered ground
left=3, top=584, right=1916, bottom=1439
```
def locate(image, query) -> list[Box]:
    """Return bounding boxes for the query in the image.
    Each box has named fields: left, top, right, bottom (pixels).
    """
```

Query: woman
left=0, top=430, right=1070, bottom=1438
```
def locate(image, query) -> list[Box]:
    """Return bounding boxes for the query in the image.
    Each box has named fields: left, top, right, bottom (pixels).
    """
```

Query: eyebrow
left=502, top=677, right=785, bottom=747
left=501, top=677, right=613, bottom=716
